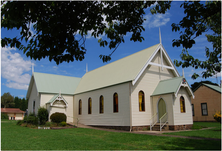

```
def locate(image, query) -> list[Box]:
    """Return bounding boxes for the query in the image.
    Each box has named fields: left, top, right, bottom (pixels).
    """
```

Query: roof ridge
left=85, top=43, right=160, bottom=75
left=159, top=76, right=183, bottom=82
left=34, top=72, right=81, bottom=79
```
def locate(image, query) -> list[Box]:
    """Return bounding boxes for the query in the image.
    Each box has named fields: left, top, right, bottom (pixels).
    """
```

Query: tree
left=14, top=96, right=20, bottom=108
left=170, top=1, right=221, bottom=79
left=37, top=107, right=48, bottom=125
left=2, top=1, right=220, bottom=80
left=20, top=98, right=28, bottom=111
left=1, top=92, right=14, bottom=108
left=1, top=1, right=171, bottom=64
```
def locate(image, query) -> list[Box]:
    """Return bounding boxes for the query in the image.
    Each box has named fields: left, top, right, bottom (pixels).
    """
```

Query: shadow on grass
left=157, top=137, right=221, bottom=150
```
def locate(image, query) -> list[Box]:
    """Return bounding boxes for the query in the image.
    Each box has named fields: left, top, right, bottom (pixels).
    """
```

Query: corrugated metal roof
left=1, top=108, right=25, bottom=113
left=33, top=72, right=81, bottom=95
left=74, top=44, right=160, bottom=94
left=152, top=77, right=183, bottom=96
left=201, top=83, right=221, bottom=93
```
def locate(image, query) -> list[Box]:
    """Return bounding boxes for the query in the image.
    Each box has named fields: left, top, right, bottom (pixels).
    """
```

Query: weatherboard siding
left=73, top=82, right=131, bottom=126
left=131, top=50, right=175, bottom=126
left=27, top=81, right=40, bottom=115
left=173, top=87, right=193, bottom=125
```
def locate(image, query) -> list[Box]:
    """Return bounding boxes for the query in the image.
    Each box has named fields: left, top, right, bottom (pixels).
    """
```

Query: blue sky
left=1, top=1, right=220, bottom=98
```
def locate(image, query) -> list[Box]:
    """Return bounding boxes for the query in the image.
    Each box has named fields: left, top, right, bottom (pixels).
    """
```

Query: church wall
left=73, top=82, right=131, bottom=127
left=173, top=87, right=193, bottom=125
left=131, top=50, right=175, bottom=126
left=27, top=81, right=39, bottom=115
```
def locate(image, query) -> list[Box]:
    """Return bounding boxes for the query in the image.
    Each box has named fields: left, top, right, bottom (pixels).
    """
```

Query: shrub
left=60, top=121, right=67, bottom=127
left=27, top=114, right=38, bottom=125
left=1, top=113, right=9, bottom=120
left=23, top=115, right=28, bottom=123
left=37, top=107, right=48, bottom=125
left=45, top=121, right=52, bottom=127
left=214, top=111, right=221, bottom=123
left=16, top=120, right=23, bottom=126
left=50, top=112, right=66, bottom=124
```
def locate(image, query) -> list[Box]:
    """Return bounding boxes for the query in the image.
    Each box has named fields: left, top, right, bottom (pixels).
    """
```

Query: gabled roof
left=152, top=77, right=194, bottom=98
left=46, top=94, right=68, bottom=107
left=26, top=72, right=81, bottom=98
left=194, top=83, right=221, bottom=93
left=74, top=43, right=179, bottom=94
left=1, top=108, right=25, bottom=113
left=47, top=94, right=68, bottom=104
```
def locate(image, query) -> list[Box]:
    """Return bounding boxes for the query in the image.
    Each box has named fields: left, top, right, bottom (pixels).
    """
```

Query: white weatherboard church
left=27, top=34, right=194, bottom=131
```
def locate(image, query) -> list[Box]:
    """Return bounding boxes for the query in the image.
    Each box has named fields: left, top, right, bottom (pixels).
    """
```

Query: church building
left=26, top=41, right=194, bottom=131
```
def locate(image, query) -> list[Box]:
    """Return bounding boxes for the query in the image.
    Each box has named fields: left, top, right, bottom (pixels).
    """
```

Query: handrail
left=160, top=112, right=168, bottom=131
left=150, top=112, right=158, bottom=131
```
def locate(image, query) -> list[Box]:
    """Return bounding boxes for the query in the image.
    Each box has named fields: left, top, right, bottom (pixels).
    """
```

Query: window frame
left=138, top=91, right=145, bottom=112
left=113, top=93, right=118, bottom=113
left=99, top=95, right=104, bottom=114
left=88, top=98, right=92, bottom=114
left=79, top=99, right=82, bottom=115
left=180, top=96, right=186, bottom=113
left=191, top=104, right=194, bottom=116
left=201, top=103, right=208, bottom=116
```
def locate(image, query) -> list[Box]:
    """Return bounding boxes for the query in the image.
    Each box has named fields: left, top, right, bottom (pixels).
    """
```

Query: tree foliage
left=170, top=1, right=221, bottom=79
left=1, top=92, right=14, bottom=108
left=13, top=96, right=28, bottom=111
left=1, top=1, right=171, bottom=64
left=37, top=107, right=48, bottom=125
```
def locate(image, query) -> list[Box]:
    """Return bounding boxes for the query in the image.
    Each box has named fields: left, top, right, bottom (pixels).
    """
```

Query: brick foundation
left=131, top=126, right=150, bottom=131
left=169, top=124, right=193, bottom=130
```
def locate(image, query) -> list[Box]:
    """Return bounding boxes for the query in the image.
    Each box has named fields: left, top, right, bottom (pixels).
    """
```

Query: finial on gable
left=32, top=62, right=34, bottom=74
left=159, top=27, right=162, bottom=44
left=86, top=63, right=88, bottom=73
left=182, top=68, right=185, bottom=78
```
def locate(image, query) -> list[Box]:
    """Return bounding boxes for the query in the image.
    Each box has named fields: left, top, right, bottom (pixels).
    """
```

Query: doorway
left=158, top=98, right=166, bottom=122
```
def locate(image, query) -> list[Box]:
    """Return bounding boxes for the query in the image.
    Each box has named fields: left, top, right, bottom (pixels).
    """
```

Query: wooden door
left=158, top=98, right=166, bottom=121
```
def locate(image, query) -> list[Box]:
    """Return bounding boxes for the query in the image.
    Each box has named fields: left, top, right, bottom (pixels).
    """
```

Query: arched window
left=100, top=95, right=104, bottom=114
left=139, top=91, right=145, bottom=111
left=79, top=100, right=82, bottom=115
left=180, top=96, right=185, bottom=113
left=88, top=98, right=92, bottom=114
left=113, top=93, right=118, bottom=113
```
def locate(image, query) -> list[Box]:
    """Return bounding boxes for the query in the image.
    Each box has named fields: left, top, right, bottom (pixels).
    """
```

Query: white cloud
left=143, top=12, right=170, bottom=28
left=1, top=47, right=32, bottom=90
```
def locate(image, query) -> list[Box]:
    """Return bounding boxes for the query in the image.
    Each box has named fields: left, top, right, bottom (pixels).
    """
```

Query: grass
left=1, top=120, right=221, bottom=150
left=164, top=122, right=221, bottom=139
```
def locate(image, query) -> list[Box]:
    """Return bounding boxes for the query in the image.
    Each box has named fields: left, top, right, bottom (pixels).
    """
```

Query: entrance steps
left=151, top=123, right=169, bottom=131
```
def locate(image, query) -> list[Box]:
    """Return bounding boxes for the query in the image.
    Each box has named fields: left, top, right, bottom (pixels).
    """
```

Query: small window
left=201, top=103, right=208, bottom=116
left=139, top=91, right=145, bottom=111
left=113, top=93, right=118, bottom=113
left=100, top=95, right=104, bottom=114
left=180, top=96, right=185, bottom=113
left=79, top=100, right=82, bottom=115
left=33, top=100, right=35, bottom=113
left=88, top=98, right=92, bottom=114
left=192, top=104, right=194, bottom=116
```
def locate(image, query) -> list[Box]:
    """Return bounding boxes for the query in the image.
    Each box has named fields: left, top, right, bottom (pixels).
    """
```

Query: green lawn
left=1, top=120, right=221, bottom=150
left=164, top=122, right=221, bottom=139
